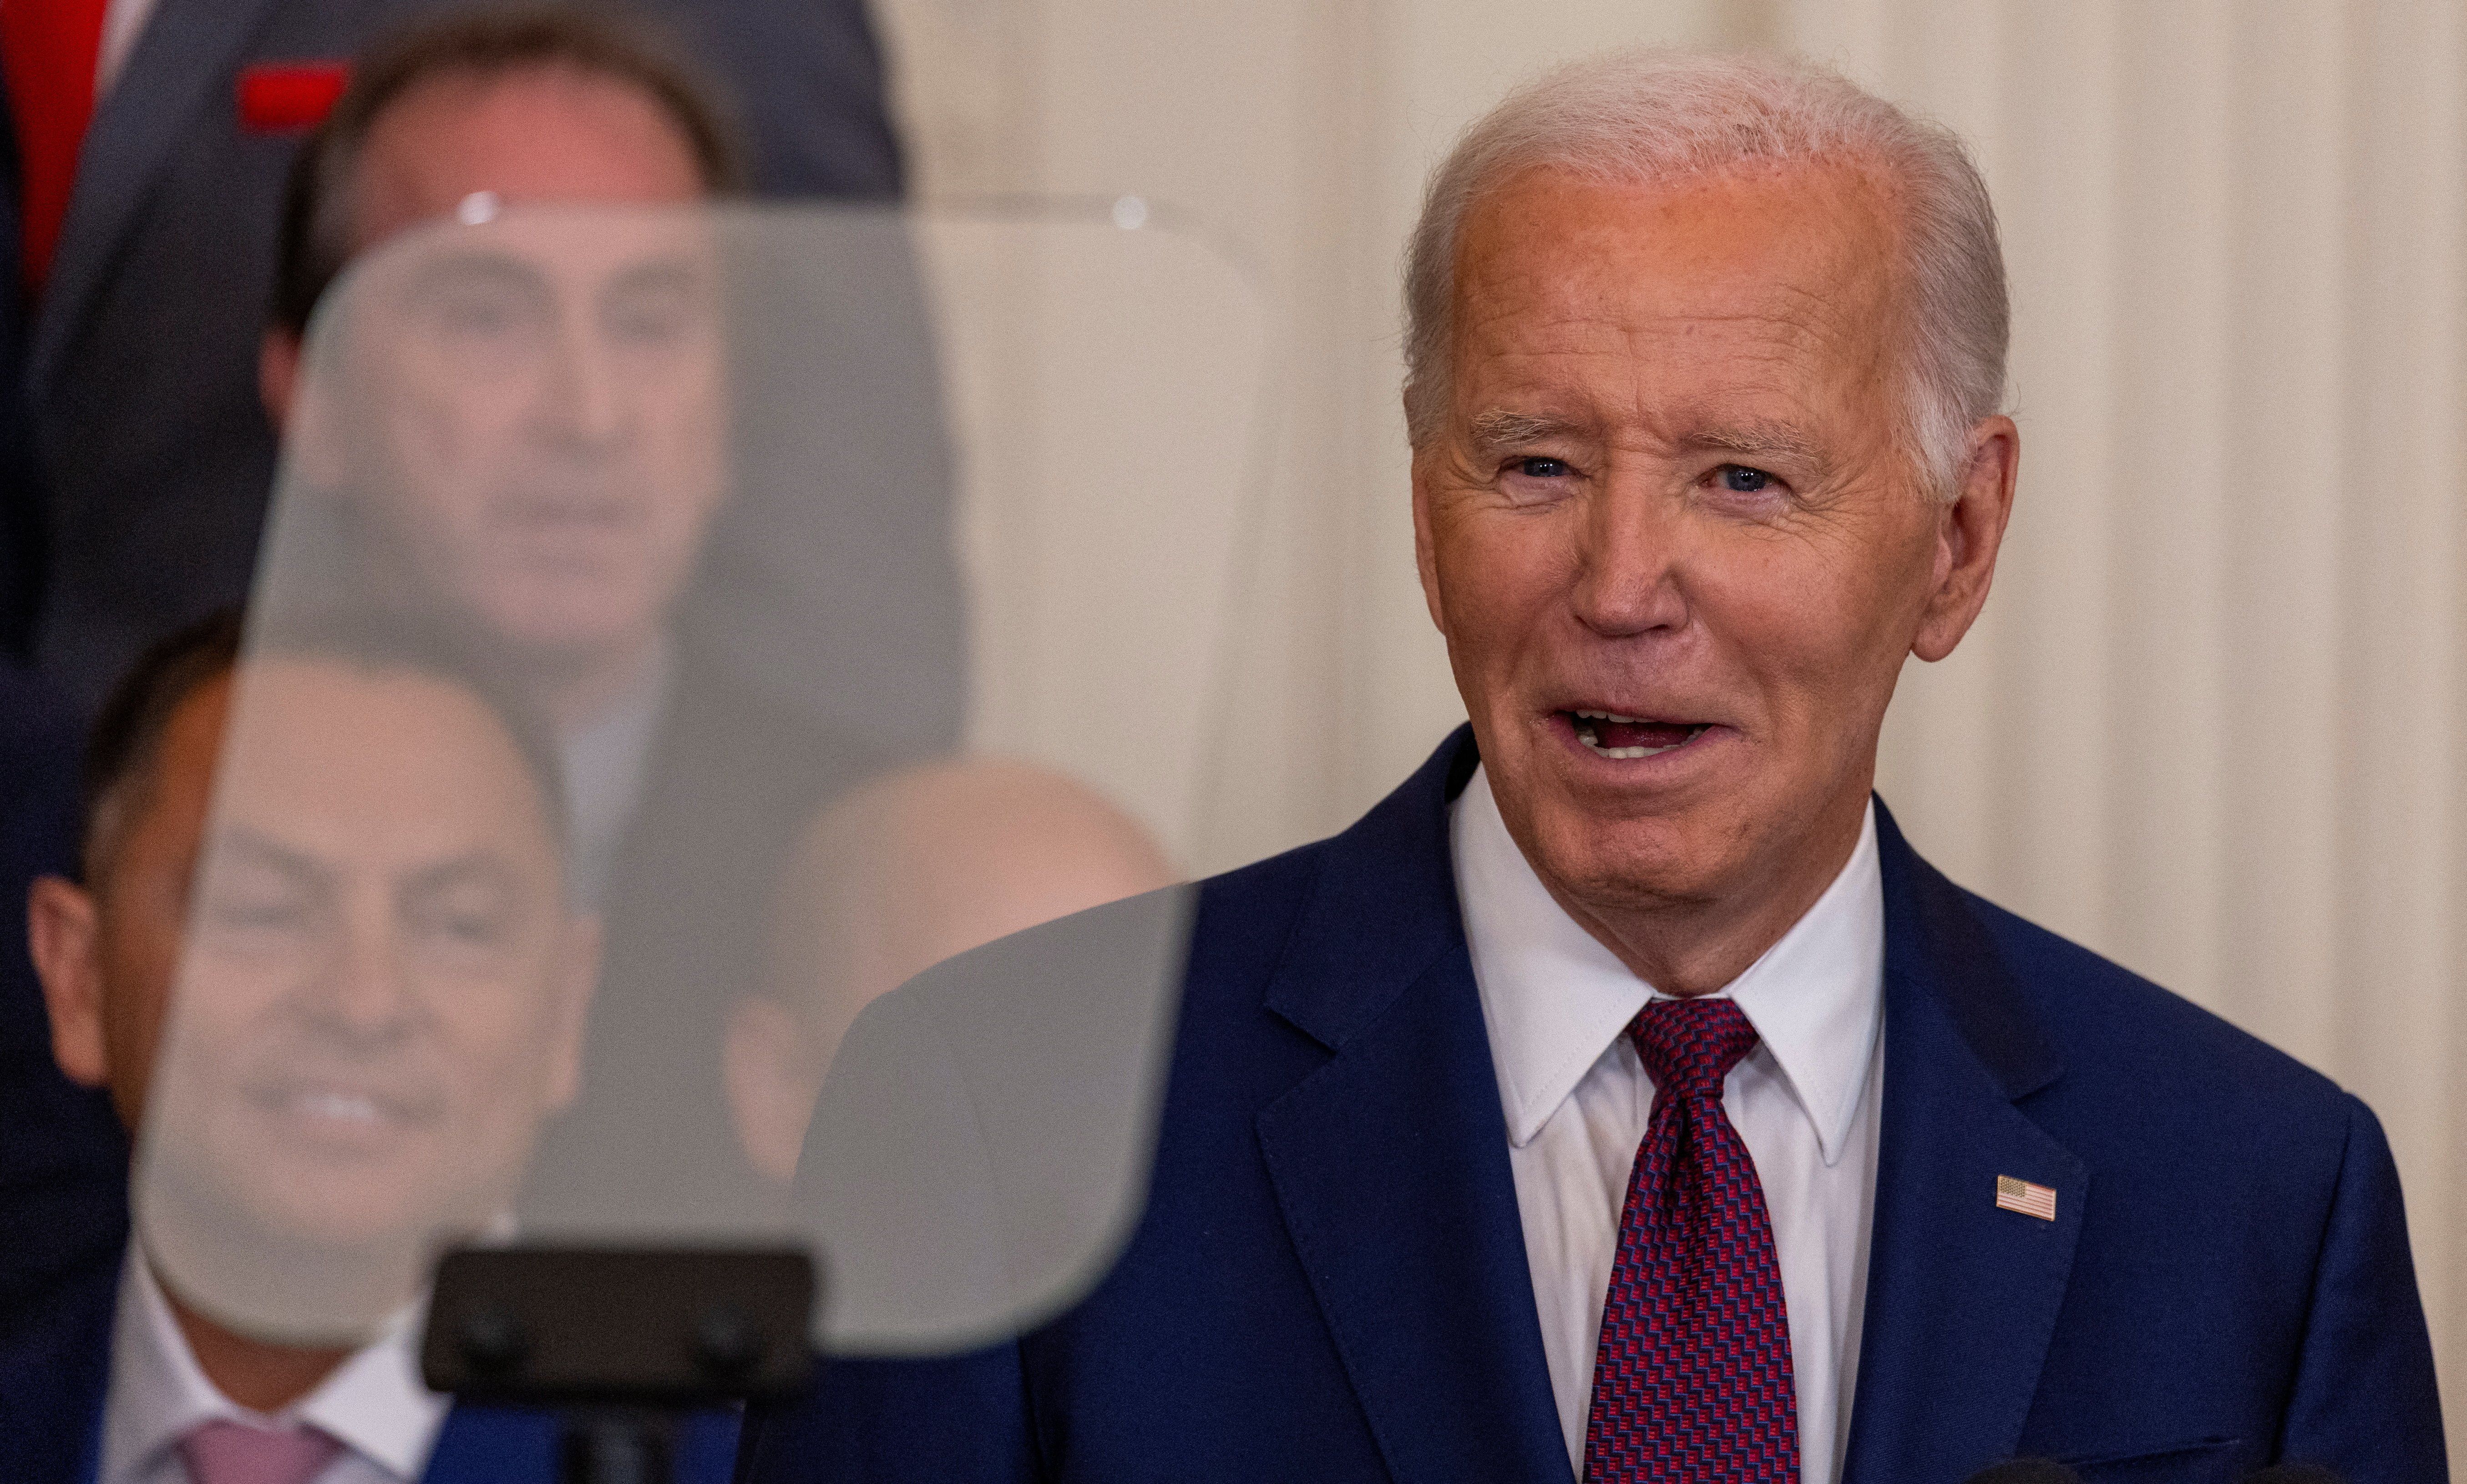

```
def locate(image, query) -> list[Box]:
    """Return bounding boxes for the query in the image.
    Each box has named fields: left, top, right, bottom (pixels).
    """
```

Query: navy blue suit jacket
left=740, top=728, right=2445, bottom=1483
left=0, top=1245, right=743, bottom=1483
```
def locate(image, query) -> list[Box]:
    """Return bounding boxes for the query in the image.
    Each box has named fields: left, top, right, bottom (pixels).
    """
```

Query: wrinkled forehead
left=217, top=658, right=559, bottom=872
left=350, top=63, right=708, bottom=248
left=1447, top=160, right=1908, bottom=408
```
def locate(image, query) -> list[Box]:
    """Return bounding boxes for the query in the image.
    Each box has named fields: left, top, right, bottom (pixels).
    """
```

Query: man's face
left=317, top=67, right=724, bottom=669
left=141, top=659, right=593, bottom=1261
left=1413, top=162, right=1996, bottom=929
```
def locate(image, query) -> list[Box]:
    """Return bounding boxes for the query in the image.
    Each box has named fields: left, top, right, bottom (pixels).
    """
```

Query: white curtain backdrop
left=1795, top=2, right=2467, bottom=1452
left=878, top=0, right=2467, bottom=1456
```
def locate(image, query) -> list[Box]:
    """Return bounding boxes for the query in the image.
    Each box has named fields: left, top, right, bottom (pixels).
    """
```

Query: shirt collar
left=559, top=632, right=677, bottom=908
left=1451, top=765, right=1884, bottom=1166
left=103, top=1245, right=450, bottom=1484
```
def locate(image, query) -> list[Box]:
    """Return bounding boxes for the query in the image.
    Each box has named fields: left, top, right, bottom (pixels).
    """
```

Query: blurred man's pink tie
left=179, top=1419, right=343, bottom=1484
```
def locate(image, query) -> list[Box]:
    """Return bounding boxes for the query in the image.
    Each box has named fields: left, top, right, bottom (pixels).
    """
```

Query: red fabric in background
left=0, top=0, right=111, bottom=289
left=237, top=61, right=350, bottom=133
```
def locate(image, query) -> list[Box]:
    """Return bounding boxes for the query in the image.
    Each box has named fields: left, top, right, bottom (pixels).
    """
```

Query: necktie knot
left=179, top=1419, right=342, bottom=1484
left=1626, top=995, right=1758, bottom=1101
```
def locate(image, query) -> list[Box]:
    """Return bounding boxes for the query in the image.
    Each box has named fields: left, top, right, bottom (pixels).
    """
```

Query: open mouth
left=246, top=1078, right=438, bottom=1137
left=1566, top=709, right=1710, bottom=760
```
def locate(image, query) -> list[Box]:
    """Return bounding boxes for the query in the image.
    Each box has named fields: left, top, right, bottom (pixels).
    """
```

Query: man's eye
left=406, top=895, right=515, bottom=950
left=604, top=294, right=699, bottom=348
left=1719, top=465, right=1772, bottom=493
left=207, top=898, right=309, bottom=932
left=1516, top=457, right=1570, bottom=479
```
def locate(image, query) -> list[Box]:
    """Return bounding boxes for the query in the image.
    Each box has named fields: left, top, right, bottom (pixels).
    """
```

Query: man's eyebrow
left=401, top=249, right=552, bottom=303
left=1466, top=408, right=1585, bottom=456
left=208, top=825, right=334, bottom=890
left=397, top=850, right=525, bottom=899
left=600, top=257, right=710, bottom=300
left=1675, top=420, right=1830, bottom=470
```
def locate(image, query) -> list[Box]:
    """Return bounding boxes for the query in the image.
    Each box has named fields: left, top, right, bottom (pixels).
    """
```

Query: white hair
left=1401, top=49, right=2007, bottom=499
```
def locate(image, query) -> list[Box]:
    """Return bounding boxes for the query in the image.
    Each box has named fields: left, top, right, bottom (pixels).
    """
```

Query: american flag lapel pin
left=1996, top=1175, right=2058, bottom=1221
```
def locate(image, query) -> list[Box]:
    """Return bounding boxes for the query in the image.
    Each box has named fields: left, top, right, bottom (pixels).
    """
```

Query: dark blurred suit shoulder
left=1, top=0, right=905, bottom=706
left=740, top=726, right=2443, bottom=1484
left=0, top=663, right=126, bottom=1324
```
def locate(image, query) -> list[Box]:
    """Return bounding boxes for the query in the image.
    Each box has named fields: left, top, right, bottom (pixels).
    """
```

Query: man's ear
left=27, top=876, right=110, bottom=1089
left=259, top=329, right=303, bottom=431
left=539, top=912, right=603, bottom=1114
left=1410, top=448, right=1449, bottom=637
left=722, top=997, right=818, bottom=1186
left=1911, top=414, right=2019, bottom=663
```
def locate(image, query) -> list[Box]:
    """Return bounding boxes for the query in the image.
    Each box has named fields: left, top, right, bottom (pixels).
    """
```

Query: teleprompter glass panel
left=130, top=203, right=1266, bottom=1359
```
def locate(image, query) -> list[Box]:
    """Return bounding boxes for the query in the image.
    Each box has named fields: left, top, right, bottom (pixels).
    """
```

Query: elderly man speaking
left=742, top=51, right=2444, bottom=1484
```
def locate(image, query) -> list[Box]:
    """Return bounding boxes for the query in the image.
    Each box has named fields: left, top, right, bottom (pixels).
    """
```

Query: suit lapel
left=31, top=0, right=290, bottom=390
left=0, top=1251, right=117, bottom=1484
left=1842, top=805, right=2085, bottom=1483
left=1255, top=729, right=1570, bottom=1483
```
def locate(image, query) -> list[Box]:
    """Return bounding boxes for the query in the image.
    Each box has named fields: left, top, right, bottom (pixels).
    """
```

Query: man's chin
left=1500, top=765, right=1746, bottom=891
left=198, top=1167, right=491, bottom=1257
left=482, top=605, right=646, bottom=650
left=1529, top=831, right=1732, bottom=916
left=190, top=1137, right=505, bottom=1251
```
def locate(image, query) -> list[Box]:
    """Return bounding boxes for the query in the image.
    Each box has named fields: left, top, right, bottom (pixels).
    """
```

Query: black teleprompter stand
left=421, top=1248, right=818, bottom=1484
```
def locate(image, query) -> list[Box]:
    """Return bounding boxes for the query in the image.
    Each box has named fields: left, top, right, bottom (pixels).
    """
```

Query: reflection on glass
left=728, top=760, right=1177, bottom=1187
left=309, top=213, right=727, bottom=735
left=140, top=628, right=595, bottom=1343
left=142, top=204, right=1264, bottom=1359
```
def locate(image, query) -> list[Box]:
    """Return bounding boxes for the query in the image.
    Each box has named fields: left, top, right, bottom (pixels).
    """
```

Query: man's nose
left=533, top=318, right=628, bottom=451
left=307, top=912, right=419, bottom=1047
left=1569, top=478, right=1690, bottom=637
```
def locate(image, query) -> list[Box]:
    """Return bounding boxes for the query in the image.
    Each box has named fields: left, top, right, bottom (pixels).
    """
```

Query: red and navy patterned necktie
left=1585, top=996, right=1799, bottom=1483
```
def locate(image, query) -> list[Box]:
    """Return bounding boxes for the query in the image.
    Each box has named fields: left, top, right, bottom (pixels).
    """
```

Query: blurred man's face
left=1412, top=162, right=2008, bottom=971
left=143, top=658, right=594, bottom=1258
left=318, top=67, right=723, bottom=679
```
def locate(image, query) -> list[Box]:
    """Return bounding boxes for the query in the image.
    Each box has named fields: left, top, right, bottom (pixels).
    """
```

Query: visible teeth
left=1571, top=718, right=1711, bottom=759
left=1573, top=709, right=1650, bottom=724
left=294, top=1091, right=383, bottom=1124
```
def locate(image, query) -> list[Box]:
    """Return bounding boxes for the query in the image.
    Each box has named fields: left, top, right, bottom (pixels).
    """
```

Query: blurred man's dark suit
left=0, top=0, right=907, bottom=709
left=0, top=663, right=122, bottom=1326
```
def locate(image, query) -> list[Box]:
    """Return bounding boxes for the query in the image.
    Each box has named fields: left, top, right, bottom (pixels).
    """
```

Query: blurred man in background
left=728, top=760, right=1177, bottom=1188
left=3, top=609, right=705, bottom=1483
left=248, top=10, right=955, bottom=1231
left=256, top=15, right=738, bottom=906
left=4, top=5, right=961, bottom=1330
left=0, top=0, right=903, bottom=708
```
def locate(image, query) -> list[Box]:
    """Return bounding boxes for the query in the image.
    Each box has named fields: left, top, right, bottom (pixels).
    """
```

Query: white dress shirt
left=96, top=0, right=157, bottom=94
left=1450, top=766, right=1885, bottom=1484
left=559, top=638, right=675, bottom=908
left=101, top=1245, right=449, bottom=1484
